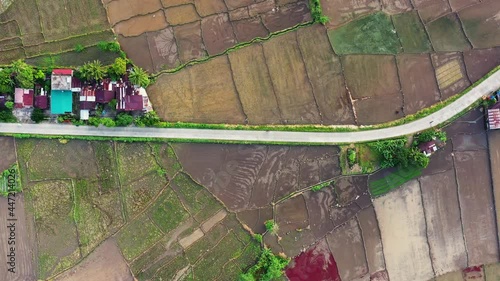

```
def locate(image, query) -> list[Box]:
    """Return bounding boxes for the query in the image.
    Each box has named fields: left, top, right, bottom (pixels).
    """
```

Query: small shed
left=419, top=141, right=438, bottom=157
left=34, top=95, right=48, bottom=109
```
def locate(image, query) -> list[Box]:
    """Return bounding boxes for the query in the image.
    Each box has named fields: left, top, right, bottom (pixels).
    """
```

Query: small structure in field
left=419, top=140, right=438, bottom=157
left=14, top=88, right=34, bottom=108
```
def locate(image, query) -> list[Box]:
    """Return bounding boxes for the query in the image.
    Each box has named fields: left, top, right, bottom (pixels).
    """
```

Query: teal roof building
left=50, top=90, right=73, bottom=114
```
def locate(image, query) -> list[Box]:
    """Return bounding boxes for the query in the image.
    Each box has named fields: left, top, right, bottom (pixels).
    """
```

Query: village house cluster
left=1, top=68, right=152, bottom=121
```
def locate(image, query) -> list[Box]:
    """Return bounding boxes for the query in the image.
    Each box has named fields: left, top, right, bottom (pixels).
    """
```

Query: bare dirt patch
left=0, top=194, right=36, bottom=281
left=463, top=47, right=500, bottom=82
left=118, top=34, right=155, bottom=72
left=381, top=0, right=413, bottom=14
left=397, top=54, right=441, bottom=115
left=147, top=27, right=181, bottom=72
left=147, top=56, right=246, bottom=124
left=0, top=137, right=16, bottom=172
left=420, top=169, right=467, bottom=275
left=488, top=130, right=500, bottom=248
left=296, top=25, right=355, bottom=125
left=415, top=0, right=451, bottom=23
left=373, top=180, right=434, bottom=281
left=173, top=21, right=207, bottom=63
left=431, top=52, right=471, bottom=99
left=105, top=0, right=163, bottom=25
left=454, top=150, right=499, bottom=265
left=357, top=206, right=386, bottom=273
left=322, top=0, right=380, bottom=27
left=54, top=238, right=134, bottom=281
left=262, top=32, right=321, bottom=124
left=327, top=218, right=369, bottom=281
left=343, top=55, right=403, bottom=124
left=113, top=10, right=168, bottom=37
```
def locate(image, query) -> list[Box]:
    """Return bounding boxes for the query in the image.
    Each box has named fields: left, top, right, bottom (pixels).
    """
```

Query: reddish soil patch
left=463, top=265, right=485, bottom=280
left=322, top=0, right=380, bottom=27
left=286, top=239, right=341, bottom=281
left=463, top=47, right=500, bottom=82
left=118, top=35, right=154, bottom=72
left=54, top=238, right=134, bottom=281
left=397, top=54, right=441, bottom=115
left=431, top=52, right=471, bottom=99
left=459, top=0, right=500, bottom=49
left=343, top=55, right=403, bottom=124
left=0, top=137, right=16, bottom=172
left=0, top=194, right=36, bottom=281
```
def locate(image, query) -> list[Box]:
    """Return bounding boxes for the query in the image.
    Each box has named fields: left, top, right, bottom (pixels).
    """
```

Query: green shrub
left=311, top=180, right=333, bottom=192
left=115, top=112, right=134, bottom=126
left=238, top=248, right=290, bottom=281
left=97, top=41, right=121, bottom=53
left=0, top=109, right=16, bottom=123
left=369, top=138, right=429, bottom=169
left=264, top=220, right=276, bottom=233
left=347, top=148, right=356, bottom=166
left=5, top=101, right=13, bottom=110
left=253, top=234, right=263, bottom=243
left=310, top=0, right=329, bottom=24
left=31, top=108, right=46, bottom=123
left=101, top=117, right=116, bottom=127
left=74, top=44, right=85, bottom=53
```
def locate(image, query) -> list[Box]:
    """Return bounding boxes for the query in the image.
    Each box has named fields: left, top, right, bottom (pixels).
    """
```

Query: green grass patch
left=26, top=45, right=119, bottom=68
left=130, top=241, right=167, bottom=276
left=92, top=141, right=119, bottom=192
left=392, top=11, right=432, bottom=53
left=172, top=172, right=221, bottom=222
left=369, top=166, right=422, bottom=197
left=154, top=255, right=191, bottom=281
left=340, top=144, right=379, bottom=175
left=149, top=188, right=190, bottom=233
left=328, top=12, right=402, bottom=54
left=116, top=215, right=163, bottom=261
left=185, top=223, right=228, bottom=262
left=311, top=180, right=333, bottom=192
left=0, top=164, right=21, bottom=196
left=426, top=13, right=470, bottom=52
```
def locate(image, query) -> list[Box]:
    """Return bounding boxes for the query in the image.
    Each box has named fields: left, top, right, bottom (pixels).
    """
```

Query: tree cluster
left=369, top=138, right=429, bottom=169
left=77, top=58, right=150, bottom=88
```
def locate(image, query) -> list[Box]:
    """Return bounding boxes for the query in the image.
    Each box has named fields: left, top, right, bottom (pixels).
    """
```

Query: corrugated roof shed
left=34, top=95, right=48, bottom=109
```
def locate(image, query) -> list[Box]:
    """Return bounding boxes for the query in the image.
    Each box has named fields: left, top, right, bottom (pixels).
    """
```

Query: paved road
left=1, top=71, right=499, bottom=144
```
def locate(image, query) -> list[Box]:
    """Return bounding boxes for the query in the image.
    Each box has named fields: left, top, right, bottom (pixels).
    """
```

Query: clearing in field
left=342, top=55, right=403, bottom=124
left=392, top=11, right=432, bottom=53
left=459, top=0, right=500, bottom=49
left=426, top=13, right=471, bottom=52
left=396, top=54, right=441, bottom=114
left=328, top=12, right=402, bottom=55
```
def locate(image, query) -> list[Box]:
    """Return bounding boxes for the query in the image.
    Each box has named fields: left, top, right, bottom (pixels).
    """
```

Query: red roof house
left=34, top=95, right=48, bottom=109
left=418, top=141, right=438, bottom=157
left=14, top=88, right=34, bottom=108
left=52, top=69, right=73, bottom=76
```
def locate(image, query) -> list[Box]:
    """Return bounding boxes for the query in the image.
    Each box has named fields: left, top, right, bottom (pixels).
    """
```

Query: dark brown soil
left=261, top=2, right=311, bottom=32
left=118, top=35, right=154, bottom=72
left=201, top=13, right=237, bottom=55
left=173, top=21, right=207, bottom=63
left=147, top=27, right=180, bottom=72
left=397, top=54, right=441, bottom=115
left=463, top=48, right=500, bottom=82
left=415, top=0, right=451, bottom=23
left=0, top=137, right=16, bottom=172
left=459, top=0, right=500, bottom=49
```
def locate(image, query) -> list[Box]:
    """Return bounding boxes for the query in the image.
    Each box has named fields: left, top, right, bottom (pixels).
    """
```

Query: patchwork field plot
left=459, top=0, right=500, bottom=49
left=392, top=11, right=432, bottom=53
left=0, top=0, right=112, bottom=64
left=415, top=0, right=451, bottom=23
left=432, top=52, right=471, bottom=99
left=105, top=0, right=311, bottom=72
left=321, top=0, right=380, bottom=27
left=397, top=54, right=441, bottom=114
left=426, top=13, right=471, bottom=52
left=328, top=12, right=402, bottom=55
left=0, top=137, right=16, bottom=172
left=463, top=48, right=500, bottom=82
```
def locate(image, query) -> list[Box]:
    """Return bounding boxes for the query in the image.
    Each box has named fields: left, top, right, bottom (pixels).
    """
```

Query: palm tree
left=128, top=67, right=150, bottom=88
left=80, top=60, right=105, bottom=82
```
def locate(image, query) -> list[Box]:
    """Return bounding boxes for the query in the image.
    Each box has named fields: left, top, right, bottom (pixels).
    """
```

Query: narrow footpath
left=1, top=71, right=500, bottom=144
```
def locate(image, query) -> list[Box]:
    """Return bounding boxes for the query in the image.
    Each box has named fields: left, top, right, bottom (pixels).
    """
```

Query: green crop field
left=392, top=11, right=432, bottom=53
left=426, top=13, right=471, bottom=52
left=369, top=166, right=422, bottom=197
left=328, top=12, right=402, bottom=55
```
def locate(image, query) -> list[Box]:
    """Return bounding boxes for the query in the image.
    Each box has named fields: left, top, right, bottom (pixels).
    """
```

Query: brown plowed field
left=322, top=0, right=380, bottom=27
left=357, top=206, right=386, bottom=273
left=381, top=0, right=413, bottom=14
left=343, top=55, right=403, bottom=124
left=147, top=56, right=246, bottom=124
left=0, top=195, right=36, bottom=281
left=296, top=25, right=356, bottom=125
left=420, top=169, right=467, bottom=275
left=454, top=150, right=499, bottom=265
left=0, top=137, right=16, bottom=172
left=459, top=0, right=500, bottom=49
left=488, top=130, right=500, bottom=248
left=54, top=239, right=134, bottom=281
left=415, top=0, right=451, bottom=23
left=262, top=32, right=321, bottom=124
left=463, top=48, right=500, bottom=82
left=106, top=0, right=311, bottom=71
left=397, top=54, right=441, bottom=114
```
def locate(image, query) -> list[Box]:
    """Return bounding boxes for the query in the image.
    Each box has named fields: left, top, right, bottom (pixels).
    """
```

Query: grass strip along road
left=0, top=70, right=499, bottom=144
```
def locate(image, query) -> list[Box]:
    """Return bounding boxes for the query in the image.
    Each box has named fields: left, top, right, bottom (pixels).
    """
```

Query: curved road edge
left=0, top=71, right=499, bottom=144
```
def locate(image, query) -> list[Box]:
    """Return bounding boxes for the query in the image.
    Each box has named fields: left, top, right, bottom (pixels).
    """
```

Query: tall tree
left=80, top=60, right=105, bottom=82
left=11, top=60, right=34, bottom=89
left=129, top=67, right=150, bottom=88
